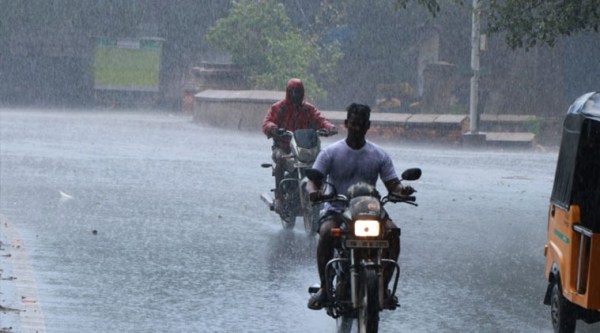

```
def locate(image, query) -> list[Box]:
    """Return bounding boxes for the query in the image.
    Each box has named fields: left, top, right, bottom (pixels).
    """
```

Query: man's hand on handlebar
left=269, top=127, right=287, bottom=137
left=391, top=185, right=416, bottom=198
left=308, top=190, right=323, bottom=203
left=400, top=185, right=416, bottom=195
left=318, top=126, right=338, bottom=137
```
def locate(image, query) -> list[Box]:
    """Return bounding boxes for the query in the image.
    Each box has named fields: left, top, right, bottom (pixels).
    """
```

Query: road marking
left=1, top=215, right=47, bottom=333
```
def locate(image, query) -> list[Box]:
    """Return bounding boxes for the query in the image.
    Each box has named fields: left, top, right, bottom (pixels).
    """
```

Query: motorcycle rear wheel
left=358, top=269, right=380, bottom=333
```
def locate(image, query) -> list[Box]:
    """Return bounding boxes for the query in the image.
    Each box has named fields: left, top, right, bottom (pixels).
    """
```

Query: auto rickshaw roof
left=551, top=91, right=600, bottom=214
left=565, top=92, right=600, bottom=126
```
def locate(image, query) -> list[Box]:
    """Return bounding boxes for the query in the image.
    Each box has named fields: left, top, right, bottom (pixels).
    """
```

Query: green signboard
left=93, top=37, right=164, bottom=92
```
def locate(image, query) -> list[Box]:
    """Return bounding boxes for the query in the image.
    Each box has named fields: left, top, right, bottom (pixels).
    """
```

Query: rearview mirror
left=401, top=168, right=421, bottom=181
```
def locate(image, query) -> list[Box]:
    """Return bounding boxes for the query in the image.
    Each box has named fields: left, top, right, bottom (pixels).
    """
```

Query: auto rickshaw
left=544, top=91, right=600, bottom=333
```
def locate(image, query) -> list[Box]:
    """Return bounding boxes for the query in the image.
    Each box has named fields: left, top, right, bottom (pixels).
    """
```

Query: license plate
left=346, top=239, right=389, bottom=248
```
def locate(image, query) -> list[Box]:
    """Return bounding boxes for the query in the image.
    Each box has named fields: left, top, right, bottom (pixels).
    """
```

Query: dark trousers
left=271, top=146, right=287, bottom=199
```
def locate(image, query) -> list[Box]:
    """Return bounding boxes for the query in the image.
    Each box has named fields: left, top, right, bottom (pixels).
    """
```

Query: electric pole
left=469, top=0, right=481, bottom=134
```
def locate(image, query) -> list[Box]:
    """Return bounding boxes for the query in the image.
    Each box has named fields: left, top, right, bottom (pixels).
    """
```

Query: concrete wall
left=193, top=90, right=284, bottom=131
left=193, top=89, right=469, bottom=144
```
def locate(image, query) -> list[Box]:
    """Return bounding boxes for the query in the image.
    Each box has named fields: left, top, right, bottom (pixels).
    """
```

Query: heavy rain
left=1, top=1, right=599, bottom=333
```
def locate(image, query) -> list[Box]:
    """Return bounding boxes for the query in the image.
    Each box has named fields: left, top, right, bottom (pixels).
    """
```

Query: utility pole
left=469, top=0, right=481, bottom=134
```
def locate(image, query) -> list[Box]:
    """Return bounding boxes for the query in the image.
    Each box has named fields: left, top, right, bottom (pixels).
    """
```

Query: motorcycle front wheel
left=336, top=316, right=354, bottom=333
left=357, top=269, right=380, bottom=333
left=280, top=214, right=296, bottom=229
left=303, top=203, right=321, bottom=236
left=280, top=182, right=297, bottom=229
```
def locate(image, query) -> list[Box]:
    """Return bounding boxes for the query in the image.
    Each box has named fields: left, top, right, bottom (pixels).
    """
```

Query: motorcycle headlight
left=354, top=220, right=380, bottom=237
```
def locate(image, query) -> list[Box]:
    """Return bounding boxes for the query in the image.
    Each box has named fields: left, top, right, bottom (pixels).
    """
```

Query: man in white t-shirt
left=306, top=103, right=414, bottom=310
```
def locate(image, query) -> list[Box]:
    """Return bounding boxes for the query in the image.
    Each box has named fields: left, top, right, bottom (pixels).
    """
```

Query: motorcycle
left=307, top=167, right=421, bottom=333
left=260, top=128, right=335, bottom=235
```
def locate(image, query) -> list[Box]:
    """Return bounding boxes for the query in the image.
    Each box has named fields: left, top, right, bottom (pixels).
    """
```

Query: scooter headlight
left=354, top=220, right=380, bottom=237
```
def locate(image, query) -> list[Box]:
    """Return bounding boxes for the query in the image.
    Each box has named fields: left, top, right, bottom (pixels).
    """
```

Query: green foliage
left=253, top=31, right=320, bottom=97
left=394, top=0, right=465, bottom=15
left=395, top=0, right=600, bottom=49
left=488, top=0, right=600, bottom=49
left=448, top=104, right=467, bottom=115
left=313, top=0, right=348, bottom=28
left=527, top=115, right=541, bottom=135
left=395, top=0, right=441, bottom=14
left=205, top=0, right=341, bottom=101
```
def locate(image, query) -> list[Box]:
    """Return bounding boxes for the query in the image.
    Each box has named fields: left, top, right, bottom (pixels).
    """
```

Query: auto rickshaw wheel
left=551, top=283, right=576, bottom=333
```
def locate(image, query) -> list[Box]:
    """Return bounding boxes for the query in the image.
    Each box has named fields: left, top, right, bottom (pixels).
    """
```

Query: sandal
left=384, top=289, right=399, bottom=310
left=307, top=288, right=327, bottom=310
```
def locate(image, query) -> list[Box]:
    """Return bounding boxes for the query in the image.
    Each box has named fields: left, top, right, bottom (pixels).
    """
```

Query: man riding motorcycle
left=262, top=78, right=337, bottom=214
left=306, top=103, right=414, bottom=310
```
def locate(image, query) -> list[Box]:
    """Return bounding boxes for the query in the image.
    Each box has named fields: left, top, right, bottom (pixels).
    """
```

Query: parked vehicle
left=261, top=128, right=333, bottom=235
left=307, top=167, right=421, bottom=333
left=544, top=91, right=600, bottom=333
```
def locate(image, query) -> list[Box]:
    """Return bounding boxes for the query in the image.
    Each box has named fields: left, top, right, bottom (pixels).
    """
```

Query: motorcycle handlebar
left=317, top=128, right=337, bottom=137
left=275, top=128, right=337, bottom=138
left=310, top=193, right=347, bottom=205
left=276, top=129, right=293, bottom=137
left=386, top=194, right=418, bottom=206
left=312, top=193, right=418, bottom=206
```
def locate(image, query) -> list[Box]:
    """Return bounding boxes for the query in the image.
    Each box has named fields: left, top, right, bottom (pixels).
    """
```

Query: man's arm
left=307, top=179, right=322, bottom=202
left=384, top=178, right=415, bottom=196
left=384, top=178, right=403, bottom=194
left=306, top=104, right=336, bottom=133
left=307, top=147, right=330, bottom=202
left=262, top=104, right=280, bottom=137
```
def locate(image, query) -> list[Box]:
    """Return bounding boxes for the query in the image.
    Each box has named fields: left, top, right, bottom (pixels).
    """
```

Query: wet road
left=1, top=109, right=598, bottom=332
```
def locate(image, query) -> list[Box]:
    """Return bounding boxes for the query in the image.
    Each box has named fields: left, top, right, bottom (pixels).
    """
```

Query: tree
left=396, top=0, right=600, bottom=49
left=304, top=0, right=471, bottom=108
left=395, top=0, right=448, bottom=14
left=488, top=0, right=600, bottom=48
left=205, top=0, right=341, bottom=101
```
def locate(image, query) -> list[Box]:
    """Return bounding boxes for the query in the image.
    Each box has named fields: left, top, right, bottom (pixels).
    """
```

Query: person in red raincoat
left=262, top=78, right=337, bottom=214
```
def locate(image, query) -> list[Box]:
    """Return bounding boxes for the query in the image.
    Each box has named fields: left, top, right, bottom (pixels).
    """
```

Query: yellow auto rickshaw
left=544, top=91, right=600, bottom=333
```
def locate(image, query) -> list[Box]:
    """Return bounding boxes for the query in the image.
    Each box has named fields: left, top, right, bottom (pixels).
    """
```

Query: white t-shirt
left=313, top=139, right=398, bottom=212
